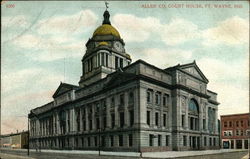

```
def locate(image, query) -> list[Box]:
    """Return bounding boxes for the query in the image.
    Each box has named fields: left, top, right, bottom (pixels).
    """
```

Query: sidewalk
left=0, top=148, right=248, bottom=158
left=0, top=153, right=35, bottom=159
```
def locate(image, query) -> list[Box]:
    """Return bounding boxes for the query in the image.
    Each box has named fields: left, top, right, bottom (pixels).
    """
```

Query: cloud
left=113, top=14, right=162, bottom=42
left=2, top=15, right=29, bottom=31
left=36, top=10, right=98, bottom=35
left=202, top=16, right=249, bottom=46
left=161, top=18, right=201, bottom=46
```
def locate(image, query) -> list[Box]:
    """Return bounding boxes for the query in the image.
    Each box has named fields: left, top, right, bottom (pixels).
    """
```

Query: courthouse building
left=29, top=9, right=220, bottom=152
left=221, top=113, right=250, bottom=149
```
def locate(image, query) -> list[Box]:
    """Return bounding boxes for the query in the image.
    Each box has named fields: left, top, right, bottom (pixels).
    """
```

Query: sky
left=1, top=1, right=249, bottom=134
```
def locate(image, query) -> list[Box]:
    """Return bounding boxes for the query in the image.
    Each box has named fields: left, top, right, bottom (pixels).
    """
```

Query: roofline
left=220, top=113, right=250, bottom=117
left=207, top=90, right=218, bottom=95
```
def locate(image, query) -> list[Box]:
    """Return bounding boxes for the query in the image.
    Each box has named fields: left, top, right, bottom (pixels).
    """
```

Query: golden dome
left=93, top=24, right=120, bottom=38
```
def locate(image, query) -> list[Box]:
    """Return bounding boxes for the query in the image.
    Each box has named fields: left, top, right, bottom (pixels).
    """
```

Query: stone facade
left=28, top=9, right=220, bottom=152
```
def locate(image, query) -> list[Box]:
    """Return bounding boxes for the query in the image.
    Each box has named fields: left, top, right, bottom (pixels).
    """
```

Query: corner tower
left=79, top=9, right=131, bottom=87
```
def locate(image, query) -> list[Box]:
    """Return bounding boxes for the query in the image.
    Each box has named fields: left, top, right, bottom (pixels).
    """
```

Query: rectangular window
left=209, top=137, right=212, bottom=146
left=183, top=136, right=187, bottom=146
left=149, top=134, right=154, bottom=146
left=129, top=92, right=134, bottom=103
left=129, top=110, right=134, bottom=126
left=229, top=121, right=232, bottom=127
left=101, top=136, right=105, bottom=147
left=111, top=97, right=115, bottom=107
left=163, top=114, right=167, bottom=127
left=88, top=137, right=90, bottom=147
left=158, top=135, right=161, bottom=146
left=115, top=56, right=119, bottom=69
left=204, top=137, right=207, bottom=146
left=147, top=111, right=151, bottom=125
left=155, top=93, right=160, bottom=105
left=120, top=112, right=124, bottom=128
left=101, top=53, right=104, bottom=66
left=106, top=54, right=109, bottom=67
left=129, top=134, right=133, bottom=147
left=94, top=136, right=97, bottom=147
left=224, top=121, right=227, bottom=127
left=203, top=119, right=206, bottom=130
left=241, top=120, right=244, bottom=127
left=241, top=130, right=244, bottom=136
left=81, top=137, right=84, bottom=147
left=155, top=112, right=159, bottom=126
left=181, top=115, right=185, bottom=127
left=89, top=119, right=92, bottom=130
left=120, top=58, right=123, bottom=68
left=147, top=91, right=151, bottom=103
left=103, top=116, right=106, bottom=128
left=96, top=118, right=100, bottom=129
left=119, top=135, right=123, bottom=146
left=166, top=135, right=169, bottom=146
left=120, top=94, right=124, bottom=106
left=110, top=135, right=114, bottom=147
left=213, top=138, right=216, bottom=146
left=163, top=96, right=166, bottom=106
left=236, top=121, right=239, bottom=127
left=111, top=114, right=115, bottom=128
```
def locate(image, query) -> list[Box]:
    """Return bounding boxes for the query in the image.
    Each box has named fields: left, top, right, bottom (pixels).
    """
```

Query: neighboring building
left=0, top=131, right=28, bottom=149
left=221, top=113, right=250, bottom=149
left=28, top=9, right=220, bottom=152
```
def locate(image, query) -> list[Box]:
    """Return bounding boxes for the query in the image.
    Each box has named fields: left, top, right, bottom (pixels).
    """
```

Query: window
left=163, top=96, right=166, bottom=106
left=110, top=135, right=114, bottom=147
left=203, top=119, right=206, bottom=130
left=94, top=136, right=97, bottom=146
left=101, top=52, right=104, bottom=66
left=166, top=135, right=169, bottom=146
left=213, top=138, right=216, bottom=146
left=111, top=97, right=115, bottom=107
left=236, top=121, right=239, bottom=127
left=163, top=114, right=167, bottom=127
left=204, top=137, right=207, bottom=146
left=111, top=114, right=115, bottom=128
left=241, top=120, right=244, bottom=127
left=129, top=110, right=134, bottom=126
left=189, top=99, right=199, bottom=114
left=155, top=112, right=159, bottom=126
left=183, top=136, right=187, bottom=146
left=115, top=56, right=119, bottom=69
left=229, top=131, right=232, bottom=136
left=106, top=54, right=109, bottom=67
left=97, top=54, right=100, bottom=66
left=241, top=130, right=244, bottom=136
left=96, top=118, right=100, bottom=129
left=147, top=111, right=151, bottom=125
left=229, top=121, right=232, bottom=127
left=224, top=131, right=227, bottom=136
left=89, top=119, right=92, bottom=130
left=120, top=112, right=124, bottom=128
left=81, top=137, right=84, bottom=147
left=157, top=135, right=162, bottom=146
left=101, top=136, right=105, bottom=147
left=129, top=92, right=134, bottom=103
left=147, top=91, right=151, bottom=103
left=236, top=130, right=239, bottom=136
left=88, top=137, right=90, bottom=147
left=120, top=58, right=123, bottom=68
left=103, top=116, right=106, bottom=128
left=120, top=94, right=124, bottom=106
left=209, top=137, right=212, bottom=146
left=155, top=93, right=161, bottom=105
left=129, top=134, right=133, bottom=147
left=149, top=134, right=154, bottom=146
left=181, top=115, right=185, bottom=127
left=119, top=135, right=123, bottom=146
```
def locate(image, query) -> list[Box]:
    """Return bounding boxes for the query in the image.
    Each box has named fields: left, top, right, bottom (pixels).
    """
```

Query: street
left=0, top=149, right=248, bottom=159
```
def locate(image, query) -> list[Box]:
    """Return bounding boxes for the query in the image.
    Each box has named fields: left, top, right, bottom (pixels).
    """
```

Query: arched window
left=188, top=99, right=199, bottom=114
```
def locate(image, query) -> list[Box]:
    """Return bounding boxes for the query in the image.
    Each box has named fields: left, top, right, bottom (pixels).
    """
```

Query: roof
left=52, top=82, right=79, bottom=98
left=220, top=113, right=250, bottom=117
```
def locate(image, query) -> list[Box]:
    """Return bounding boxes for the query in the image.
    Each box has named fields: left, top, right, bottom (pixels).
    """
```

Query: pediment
left=53, top=82, right=78, bottom=98
left=179, top=62, right=209, bottom=83
left=104, top=70, right=136, bottom=89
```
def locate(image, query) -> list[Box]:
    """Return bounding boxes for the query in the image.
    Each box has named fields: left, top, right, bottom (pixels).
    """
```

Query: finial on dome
left=103, top=1, right=111, bottom=25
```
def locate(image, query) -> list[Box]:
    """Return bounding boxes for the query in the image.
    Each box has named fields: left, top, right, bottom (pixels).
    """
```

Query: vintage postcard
left=1, top=1, right=249, bottom=159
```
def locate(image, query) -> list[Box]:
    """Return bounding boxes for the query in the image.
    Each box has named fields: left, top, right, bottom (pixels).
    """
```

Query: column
left=85, top=107, right=89, bottom=131
left=152, top=90, right=155, bottom=127
left=185, top=97, right=188, bottom=130
left=124, top=91, right=129, bottom=127
left=106, top=97, right=111, bottom=129
left=215, top=108, right=218, bottom=134
left=115, top=94, right=119, bottom=128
